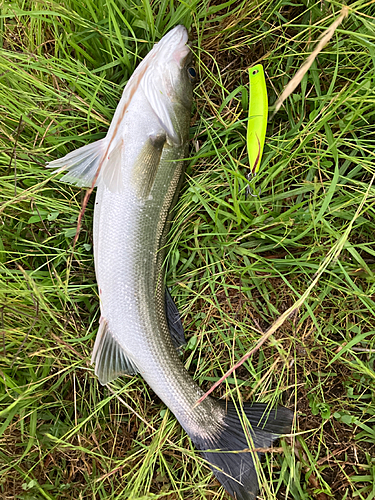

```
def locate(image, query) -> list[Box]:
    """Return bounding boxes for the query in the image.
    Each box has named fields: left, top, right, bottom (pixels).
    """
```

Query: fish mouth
left=153, top=25, right=190, bottom=67
left=160, top=25, right=189, bottom=47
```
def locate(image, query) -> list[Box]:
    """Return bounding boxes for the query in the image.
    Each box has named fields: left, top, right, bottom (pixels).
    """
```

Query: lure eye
left=187, top=66, right=196, bottom=80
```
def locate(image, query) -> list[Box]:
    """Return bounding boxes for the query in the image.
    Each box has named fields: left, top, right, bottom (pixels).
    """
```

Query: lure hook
left=246, top=184, right=262, bottom=198
left=246, top=172, right=261, bottom=198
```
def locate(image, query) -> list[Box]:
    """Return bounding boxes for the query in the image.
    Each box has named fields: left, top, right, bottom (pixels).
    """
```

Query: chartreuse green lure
left=247, top=64, right=268, bottom=177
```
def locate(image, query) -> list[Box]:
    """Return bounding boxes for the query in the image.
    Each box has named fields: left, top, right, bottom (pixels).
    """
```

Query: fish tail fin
left=46, top=137, right=124, bottom=192
left=192, top=401, right=293, bottom=500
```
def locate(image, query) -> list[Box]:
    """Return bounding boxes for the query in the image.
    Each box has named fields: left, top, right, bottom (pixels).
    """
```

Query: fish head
left=138, top=25, right=194, bottom=145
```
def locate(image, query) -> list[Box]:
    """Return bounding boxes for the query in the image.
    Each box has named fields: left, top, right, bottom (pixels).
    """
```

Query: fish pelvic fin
left=91, top=317, right=138, bottom=385
left=192, top=401, right=293, bottom=500
left=46, top=137, right=124, bottom=193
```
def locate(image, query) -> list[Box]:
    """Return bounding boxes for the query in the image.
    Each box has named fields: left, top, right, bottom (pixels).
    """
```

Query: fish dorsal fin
left=165, top=288, right=186, bottom=350
left=46, top=137, right=124, bottom=193
left=131, top=133, right=166, bottom=200
left=91, top=318, right=138, bottom=385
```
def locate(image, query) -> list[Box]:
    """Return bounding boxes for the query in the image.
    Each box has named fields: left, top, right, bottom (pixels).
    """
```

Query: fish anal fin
left=131, top=133, right=166, bottom=200
left=91, top=317, right=138, bottom=385
left=165, top=288, right=186, bottom=350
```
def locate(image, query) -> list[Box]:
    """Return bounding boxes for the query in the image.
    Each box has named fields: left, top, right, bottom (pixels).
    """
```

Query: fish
left=47, top=25, right=293, bottom=500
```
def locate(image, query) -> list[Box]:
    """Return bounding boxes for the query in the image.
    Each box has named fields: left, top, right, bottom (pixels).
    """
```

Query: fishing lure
left=247, top=64, right=268, bottom=182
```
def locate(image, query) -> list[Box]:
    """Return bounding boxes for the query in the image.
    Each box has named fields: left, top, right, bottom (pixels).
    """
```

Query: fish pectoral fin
left=46, top=137, right=124, bottom=193
left=131, top=133, right=166, bottom=200
left=165, top=288, right=186, bottom=350
left=141, top=77, right=178, bottom=144
left=91, top=317, right=138, bottom=385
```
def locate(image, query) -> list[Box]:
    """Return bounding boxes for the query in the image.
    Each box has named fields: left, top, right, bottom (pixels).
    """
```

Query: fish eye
left=187, top=66, right=196, bottom=80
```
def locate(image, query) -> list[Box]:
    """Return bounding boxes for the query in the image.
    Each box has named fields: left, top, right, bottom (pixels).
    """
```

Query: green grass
left=1, top=0, right=375, bottom=498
